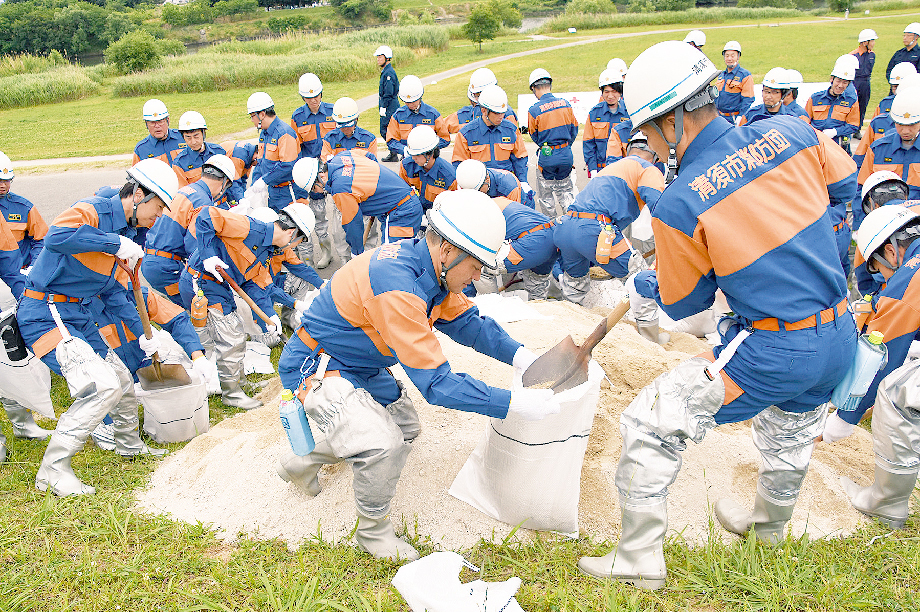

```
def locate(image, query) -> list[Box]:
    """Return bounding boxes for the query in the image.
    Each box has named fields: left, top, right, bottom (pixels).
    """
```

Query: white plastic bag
left=243, top=180, right=269, bottom=210
left=449, top=360, right=604, bottom=535
left=0, top=350, right=55, bottom=419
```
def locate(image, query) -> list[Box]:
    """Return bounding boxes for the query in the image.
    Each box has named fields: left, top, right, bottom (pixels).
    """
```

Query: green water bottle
left=541, top=143, right=552, bottom=157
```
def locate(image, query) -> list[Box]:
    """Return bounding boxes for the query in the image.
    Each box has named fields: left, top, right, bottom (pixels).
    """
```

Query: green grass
left=0, top=68, right=102, bottom=111
left=541, top=6, right=809, bottom=33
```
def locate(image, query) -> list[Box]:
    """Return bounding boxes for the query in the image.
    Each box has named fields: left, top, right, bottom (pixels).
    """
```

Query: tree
left=105, top=29, right=160, bottom=73
left=463, top=6, right=500, bottom=52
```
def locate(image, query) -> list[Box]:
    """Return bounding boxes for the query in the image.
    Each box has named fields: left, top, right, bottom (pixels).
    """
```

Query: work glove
left=628, top=270, right=659, bottom=299
left=402, top=144, right=411, bottom=157
left=19, top=265, right=31, bottom=276
left=379, top=107, right=387, bottom=117
left=192, top=355, right=218, bottom=387
left=507, top=388, right=562, bottom=421
left=251, top=178, right=267, bottom=193
left=138, top=334, right=160, bottom=359
left=268, top=314, right=283, bottom=334
left=116, top=236, right=144, bottom=268
left=234, top=198, right=252, bottom=216
left=512, top=346, right=538, bottom=379
left=821, top=410, right=856, bottom=443
left=520, top=181, right=533, bottom=194
left=202, top=256, right=228, bottom=282
left=294, top=299, right=310, bottom=318
left=822, top=128, right=838, bottom=139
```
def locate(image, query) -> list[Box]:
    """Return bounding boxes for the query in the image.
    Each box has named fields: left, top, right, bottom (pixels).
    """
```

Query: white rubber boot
left=315, top=235, right=333, bottom=269
left=714, top=493, right=794, bottom=544
left=355, top=513, right=419, bottom=562
left=637, top=320, right=671, bottom=345
left=35, top=434, right=95, bottom=496
left=276, top=441, right=338, bottom=497
left=841, top=466, right=919, bottom=530
left=5, top=401, right=53, bottom=440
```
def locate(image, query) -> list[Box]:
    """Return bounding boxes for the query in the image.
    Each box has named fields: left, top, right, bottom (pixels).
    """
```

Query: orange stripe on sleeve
left=817, top=131, right=858, bottom=186
left=452, top=133, right=471, bottom=163
left=429, top=292, right=475, bottom=325
left=53, top=201, right=99, bottom=229
left=278, top=133, right=299, bottom=163
left=27, top=208, right=48, bottom=240
left=652, top=217, right=712, bottom=307
left=740, top=75, right=754, bottom=98
left=333, top=192, right=361, bottom=226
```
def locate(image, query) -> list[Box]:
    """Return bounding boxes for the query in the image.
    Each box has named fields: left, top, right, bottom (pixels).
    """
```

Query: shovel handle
left=550, top=299, right=630, bottom=392
left=216, top=267, right=287, bottom=344
left=116, top=258, right=163, bottom=380
left=363, top=217, right=376, bottom=247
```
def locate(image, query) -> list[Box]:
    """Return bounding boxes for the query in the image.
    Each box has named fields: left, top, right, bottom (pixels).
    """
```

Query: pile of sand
left=136, top=300, right=878, bottom=550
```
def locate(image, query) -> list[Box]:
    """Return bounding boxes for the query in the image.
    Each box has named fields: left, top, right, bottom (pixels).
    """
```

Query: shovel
left=215, top=267, right=289, bottom=345
left=116, top=258, right=192, bottom=391
left=522, top=299, right=630, bottom=393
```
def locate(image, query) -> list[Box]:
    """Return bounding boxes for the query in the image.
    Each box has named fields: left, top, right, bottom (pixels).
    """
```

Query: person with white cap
left=276, top=189, right=560, bottom=562
left=715, top=41, right=754, bottom=122
left=171, top=111, right=228, bottom=188
left=0, top=150, right=48, bottom=273
left=248, top=91, right=300, bottom=212
left=854, top=70, right=920, bottom=172
left=576, top=40, right=857, bottom=589
left=874, top=62, right=918, bottom=118
left=738, top=68, right=795, bottom=126
left=399, top=125, right=457, bottom=213
left=683, top=30, right=705, bottom=50
left=885, top=22, right=920, bottom=80
left=133, top=98, right=185, bottom=165
left=806, top=53, right=861, bottom=154
left=851, top=171, right=912, bottom=295
left=452, top=84, right=529, bottom=184
left=526, top=68, right=579, bottom=216
left=584, top=67, right=631, bottom=176
left=858, top=84, right=920, bottom=203
left=781, top=68, right=810, bottom=121
left=321, top=97, right=379, bottom=162
left=851, top=28, right=878, bottom=130
left=444, top=68, right=518, bottom=134
left=385, top=75, right=450, bottom=161
left=455, top=159, right=535, bottom=209
left=16, top=159, right=179, bottom=495
left=375, top=45, right=400, bottom=161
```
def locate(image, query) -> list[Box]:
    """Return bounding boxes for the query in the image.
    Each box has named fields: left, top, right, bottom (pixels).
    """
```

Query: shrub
left=0, top=51, right=69, bottom=78
left=267, top=15, right=309, bottom=34
left=0, top=67, right=101, bottom=110
left=737, top=0, right=795, bottom=7
left=105, top=30, right=161, bottom=74
left=566, top=0, right=617, bottom=13
left=336, top=25, right=450, bottom=51
left=157, top=38, right=186, bottom=57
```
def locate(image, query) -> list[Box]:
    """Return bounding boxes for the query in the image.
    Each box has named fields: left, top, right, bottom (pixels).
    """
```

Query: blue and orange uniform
left=633, top=115, right=856, bottom=423
left=385, top=102, right=450, bottom=157
left=264, top=244, right=322, bottom=309
left=16, top=195, right=144, bottom=373
left=853, top=112, right=895, bottom=174
left=321, top=127, right=379, bottom=162
left=583, top=99, right=631, bottom=172
left=399, top=156, right=456, bottom=211
left=528, top=92, right=579, bottom=181
left=858, top=131, right=920, bottom=201
left=784, top=98, right=810, bottom=121
left=325, top=152, right=422, bottom=256
left=0, top=191, right=47, bottom=267
left=806, top=84, right=861, bottom=149
left=483, top=167, right=533, bottom=207
left=177, top=206, right=276, bottom=316
left=379, top=62, right=399, bottom=138
left=851, top=45, right=876, bottom=126
left=873, top=93, right=896, bottom=119
left=171, top=142, right=227, bottom=188
left=220, top=140, right=258, bottom=206
left=291, top=100, right=336, bottom=206
left=278, top=239, right=520, bottom=412
left=141, top=180, right=217, bottom=304
left=494, top=197, right=556, bottom=276
left=251, top=115, right=299, bottom=211
left=453, top=118, right=529, bottom=184
left=853, top=199, right=920, bottom=295
left=0, top=216, right=25, bottom=298
left=554, top=155, right=663, bottom=280
left=444, top=104, right=517, bottom=134
left=133, top=129, right=185, bottom=165
left=715, top=65, right=754, bottom=121
left=738, top=102, right=794, bottom=126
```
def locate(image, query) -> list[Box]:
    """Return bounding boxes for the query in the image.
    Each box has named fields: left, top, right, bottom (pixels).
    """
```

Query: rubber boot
left=315, top=235, right=333, bottom=269
left=221, top=381, right=262, bottom=410
left=215, top=322, right=261, bottom=410
left=0, top=432, right=6, bottom=464
left=841, top=466, right=919, bottom=529
left=35, top=434, right=95, bottom=496
left=637, top=320, right=671, bottom=345
left=714, top=493, right=794, bottom=544
left=577, top=499, right=667, bottom=590
left=355, top=512, right=420, bottom=562
left=276, top=441, right=338, bottom=496
left=5, top=401, right=53, bottom=440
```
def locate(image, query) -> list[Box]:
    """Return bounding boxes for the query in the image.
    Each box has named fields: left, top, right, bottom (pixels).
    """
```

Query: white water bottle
left=831, top=331, right=888, bottom=412
left=279, top=389, right=315, bottom=456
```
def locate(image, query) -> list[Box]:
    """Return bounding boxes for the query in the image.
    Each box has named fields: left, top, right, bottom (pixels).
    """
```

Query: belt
left=752, top=299, right=848, bottom=332
left=547, top=143, right=569, bottom=150
left=186, top=265, right=218, bottom=283
left=297, top=327, right=320, bottom=351
left=833, top=221, right=848, bottom=232
left=145, top=248, right=183, bottom=261
left=566, top=210, right=611, bottom=225
left=516, top=221, right=555, bottom=240
left=275, top=181, right=291, bottom=188
left=24, top=289, right=81, bottom=303
left=386, top=193, right=412, bottom=215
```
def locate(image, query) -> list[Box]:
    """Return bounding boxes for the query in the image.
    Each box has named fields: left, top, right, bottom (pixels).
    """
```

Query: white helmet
left=247, top=206, right=279, bottom=224
left=478, top=84, right=508, bottom=114
left=528, top=68, right=552, bottom=89
left=606, top=58, right=628, bottom=77
left=202, top=154, right=237, bottom=181
left=624, top=41, right=719, bottom=129
left=428, top=190, right=505, bottom=269
left=857, top=205, right=920, bottom=264
left=890, top=84, right=920, bottom=125
left=762, top=67, right=789, bottom=90
left=292, top=157, right=320, bottom=190
left=332, top=97, right=359, bottom=125
left=831, top=54, right=859, bottom=81
left=683, top=30, right=706, bottom=47
left=904, top=23, right=920, bottom=36
left=405, top=125, right=440, bottom=156
left=861, top=170, right=909, bottom=209
left=374, top=45, right=393, bottom=59
left=723, top=40, right=742, bottom=54
left=178, top=111, right=207, bottom=131
left=127, top=159, right=179, bottom=208
left=280, top=202, right=316, bottom=239
left=890, top=62, right=919, bottom=85
left=598, top=68, right=624, bottom=89
left=142, top=98, right=169, bottom=121
left=298, top=72, right=323, bottom=98
left=468, top=68, right=497, bottom=101
left=247, top=91, right=274, bottom=114
left=858, top=29, right=878, bottom=43
left=785, top=69, right=803, bottom=89
left=456, top=159, right=488, bottom=191
left=0, top=151, right=13, bottom=180
left=398, top=75, right=424, bottom=103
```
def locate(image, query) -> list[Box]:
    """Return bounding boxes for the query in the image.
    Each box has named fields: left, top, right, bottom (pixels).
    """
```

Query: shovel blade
left=138, top=363, right=192, bottom=391
left=550, top=357, right=590, bottom=393
left=522, top=335, right=581, bottom=389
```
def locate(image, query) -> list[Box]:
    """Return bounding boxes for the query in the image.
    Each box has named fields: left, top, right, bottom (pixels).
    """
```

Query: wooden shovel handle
left=215, top=267, right=274, bottom=327
left=116, top=258, right=163, bottom=380
left=550, top=299, right=630, bottom=391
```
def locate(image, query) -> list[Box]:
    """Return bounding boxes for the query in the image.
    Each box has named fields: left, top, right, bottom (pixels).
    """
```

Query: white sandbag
left=138, top=374, right=209, bottom=443
left=449, top=360, right=604, bottom=536
left=233, top=294, right=263, bottom=337
left=470, top=293, right=551, bottom=324
left=243, top=341, right=274, bottom=375
left=629, top=205, right=653, bottom=241
left=0, top=350, right=55, bottom=419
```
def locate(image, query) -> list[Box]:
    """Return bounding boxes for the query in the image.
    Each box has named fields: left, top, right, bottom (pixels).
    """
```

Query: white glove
left=202, top=256, right=228, bottom=282
left=821, top=410, right=856, bottom=443
left=192, top=356, right=218, bottom=386
left=402, top=144, right=410, bottom=157
left=294, top=300, right=309, bottom=316
left=251, top=178, right=267, bottom=192
left=19, top=266, right=31, bottom=276
left=379, top=107, right=387, bottom=117
left=116, top=236, right=144, bottom=267
left=512, top=346, right=538, bottom=379
left=138, top=334, right=160, bottom=359
left=234, top=198, right=252, bottom=216
left=823, top=128, right=838, bottom=139
left=520, top=181, right=533, bottom=193
left=268, top=314, right=283, bottom=334
left=507, top=388, right=561, bottom=421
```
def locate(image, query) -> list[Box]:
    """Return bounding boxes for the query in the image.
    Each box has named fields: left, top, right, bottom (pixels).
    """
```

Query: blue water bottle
left=279, top=389, right=315, bottom=456
left=831, top=331, right=888, bottom=412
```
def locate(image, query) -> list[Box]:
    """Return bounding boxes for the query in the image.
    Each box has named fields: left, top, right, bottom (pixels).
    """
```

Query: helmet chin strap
left=643, top=85, right=717, bottom=185
left=439, top=248, right=469, bottom=291
left=129, top=183, right=156, bottom=228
